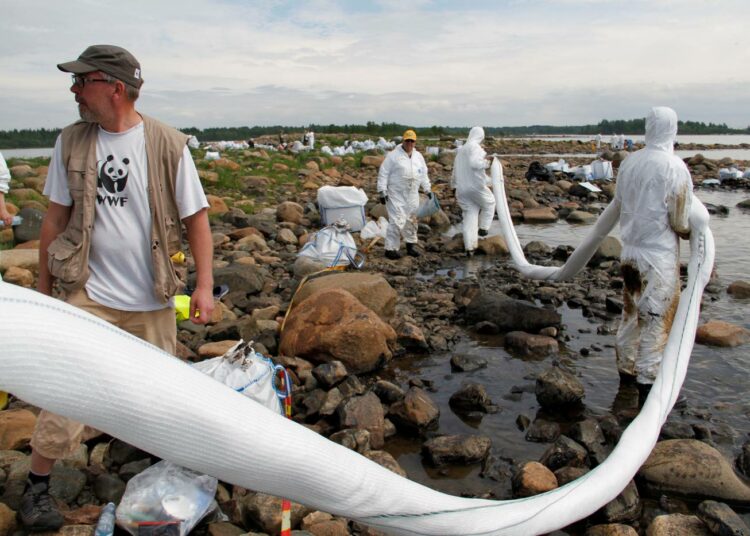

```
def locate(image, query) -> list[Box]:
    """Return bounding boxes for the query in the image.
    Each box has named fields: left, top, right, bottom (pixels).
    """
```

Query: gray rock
left=737, top=440, right=750, bottom=478
left=525, top=418, right=561, bottom=443
left=94, top=473, right=126, bottom=504
left=213, top=264, right=267, bottom=295
left=599, top=480, right=641, bottom=524
left=329, top=428, right=371, bottom=454
left=13, top=207, right=44, bottom=243
left=696, top=500, right=750, bottom=536
left=372, top=380, right=405, bottom=404
left=449, top=383, right=494, bottom=413
left=311, top=361, right=348, bottom=389
left=337, top=392, right=385, bottom=449
left=119, top=458, right=153, bottom=482
left=535, top=365, right=585, bottom=408
left=505, top=331, right=559, bottom=357
left=464, top=291, right=561, bottom=332
left=49, top=465, right=86, bottom=503
left=647, top=513, right=712, bottom=535
left=539, top=435, right=588, bottom=471
left=422, top=434, right=492, bottom=466
left=450, top=354, right=488, bottom=372
left=389, top=387, right=440, bottom=434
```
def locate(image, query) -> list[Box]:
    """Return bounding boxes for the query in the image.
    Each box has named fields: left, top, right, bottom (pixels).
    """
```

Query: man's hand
left=379, top=193, right=388, bottom=205
left=189, top=285, right=215, bottom=325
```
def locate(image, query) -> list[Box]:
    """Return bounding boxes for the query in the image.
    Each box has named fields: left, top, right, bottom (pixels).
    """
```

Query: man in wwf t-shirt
left=22, top=45, right=215, bottom=532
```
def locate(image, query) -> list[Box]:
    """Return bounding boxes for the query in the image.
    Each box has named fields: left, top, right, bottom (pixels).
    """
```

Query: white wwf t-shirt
left=45, top=122, right=208, bottom=311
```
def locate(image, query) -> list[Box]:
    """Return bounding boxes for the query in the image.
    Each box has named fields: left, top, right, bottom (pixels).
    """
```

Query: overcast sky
left=1, top=0, right=748, bottom=131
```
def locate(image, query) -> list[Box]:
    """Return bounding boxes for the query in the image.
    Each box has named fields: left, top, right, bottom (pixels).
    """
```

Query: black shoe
left=478, top=228, right=488, bottom=237
left=466, top=250, right=475, bottom=258
left=385, top=250, right=401, bottom=260
left=19, top=480, right=64, bottom=532
left=406, top=244, right=421, bottom=257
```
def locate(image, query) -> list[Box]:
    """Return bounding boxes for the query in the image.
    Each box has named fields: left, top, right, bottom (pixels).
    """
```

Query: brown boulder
left=512, top=461, right=558, bottom=497
left=205, top=194, right=229, bottom=216
left=361, top=155, right=385, bottom=168
left=1, top=266, right=34, bottom=287
left=0, top=409, right=37, bottom=450
left=291, top=272, right=397, bottom=320
left=695, top=320, right=750, bottom=347
left=279, top=288, right=396, bottom=374
left=276, top=201, right=305, bottom=224
left=523, top=207, right=558, bottom=223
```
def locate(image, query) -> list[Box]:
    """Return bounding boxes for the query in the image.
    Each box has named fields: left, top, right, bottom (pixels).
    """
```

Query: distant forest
left=1, top=119, right=748, bottom=149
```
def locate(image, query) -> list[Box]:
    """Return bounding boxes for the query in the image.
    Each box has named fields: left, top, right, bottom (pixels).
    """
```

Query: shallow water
left=385, top=189, right=750, bottom=506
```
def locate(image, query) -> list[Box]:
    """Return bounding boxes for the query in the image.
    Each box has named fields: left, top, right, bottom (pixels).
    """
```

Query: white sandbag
left=187, top=136, right=200, bottom=149
left=297, top=224, right=364, bottom=268
left=545, top=159, right=569, bottom=173
left=360, top=217, right=389, bottom=240
left=743, top=168, right=750, bottom=179
left=204, top=151, right=220, bottom=161
left=572, top=165, right=593, bottom=181
left=719, top=167, right=742, bottom=181
left=425, top=147, right=440, bottom=156
left=591, top=159, right=613, bottom=180
left=317, top=186, right=368, bottom=231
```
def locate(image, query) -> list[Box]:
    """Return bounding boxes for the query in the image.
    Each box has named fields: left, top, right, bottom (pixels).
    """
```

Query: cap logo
left=134, top=68, right=141, bottom=79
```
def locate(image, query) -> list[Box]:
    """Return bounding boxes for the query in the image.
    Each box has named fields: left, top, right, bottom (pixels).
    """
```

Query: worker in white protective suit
left=452, top=126, right=496, bottom=256
left=614, top=106, right=692, bottom=387
left=377, top=129, right=431, bottom=259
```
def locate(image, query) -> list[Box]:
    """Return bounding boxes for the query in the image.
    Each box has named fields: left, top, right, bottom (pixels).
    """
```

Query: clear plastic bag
left=116, top=460, right=218, bottom=536
left=417, top=192, right=440, bottom=219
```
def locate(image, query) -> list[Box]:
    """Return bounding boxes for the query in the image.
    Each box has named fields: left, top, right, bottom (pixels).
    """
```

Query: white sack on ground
left=0, top=195, right=713, bottom=535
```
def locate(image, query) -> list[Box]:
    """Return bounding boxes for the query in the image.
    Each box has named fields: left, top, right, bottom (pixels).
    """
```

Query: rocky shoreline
left=1, top=137, right=749, bottom=535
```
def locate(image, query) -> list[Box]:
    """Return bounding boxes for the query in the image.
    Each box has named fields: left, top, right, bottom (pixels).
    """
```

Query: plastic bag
left=360, top=217, right=389, bottom=240
left=192, top=341, right=287, bottom=414
left=116, top=460, right=218, bottom=536
left=297, top=221, right=365, bottom=269
left=416, top=192, right=440, bottom=219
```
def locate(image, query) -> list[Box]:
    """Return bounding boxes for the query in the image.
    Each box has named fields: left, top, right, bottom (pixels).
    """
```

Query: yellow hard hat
left=403, top=129, right=417, bottom=141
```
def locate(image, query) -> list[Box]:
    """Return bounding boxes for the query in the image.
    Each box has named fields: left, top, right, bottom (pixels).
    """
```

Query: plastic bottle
left=94, top=502, right=117, bottom=536
left=0, top=216, right=22, bottom=227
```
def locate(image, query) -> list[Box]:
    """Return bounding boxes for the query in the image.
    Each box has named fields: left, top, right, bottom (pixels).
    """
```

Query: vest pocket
left=47, top=237, right=84, bottom=284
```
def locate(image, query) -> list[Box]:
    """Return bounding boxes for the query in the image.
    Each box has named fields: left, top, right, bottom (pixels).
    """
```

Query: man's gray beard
left=78, top=106, right=99, bottom=123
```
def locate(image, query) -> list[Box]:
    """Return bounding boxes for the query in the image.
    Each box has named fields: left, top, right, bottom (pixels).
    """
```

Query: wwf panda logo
left=97, top=154, right=130, bottom=194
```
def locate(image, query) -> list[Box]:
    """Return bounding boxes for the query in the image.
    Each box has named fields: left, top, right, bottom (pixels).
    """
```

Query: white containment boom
left=0, top=192, right=713, bottom=534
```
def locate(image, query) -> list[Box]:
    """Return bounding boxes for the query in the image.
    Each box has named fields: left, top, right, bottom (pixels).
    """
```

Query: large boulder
left=638, top=439, right=750, bottom=506
left=279, top=288, right=396, bottom=374
left=212, top=264, right=268, bottom=295
left=463, top=291, right=561, bottom=332
left=291, top=272, right=397, bottom=320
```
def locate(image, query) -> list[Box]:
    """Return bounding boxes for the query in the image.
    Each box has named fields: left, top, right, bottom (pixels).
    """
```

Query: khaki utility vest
left=48, top=115, right=189, bottom=303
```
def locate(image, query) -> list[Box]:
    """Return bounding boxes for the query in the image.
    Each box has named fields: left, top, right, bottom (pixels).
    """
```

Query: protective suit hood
left=645, top=106, right=678, bottom=153
left=467, top=126, right=485, bottom=145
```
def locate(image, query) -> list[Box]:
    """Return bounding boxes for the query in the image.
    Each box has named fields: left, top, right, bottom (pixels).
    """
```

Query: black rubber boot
left=385, top=250, right=401, bottom=260
left=478, top=228, right=489, bottom=237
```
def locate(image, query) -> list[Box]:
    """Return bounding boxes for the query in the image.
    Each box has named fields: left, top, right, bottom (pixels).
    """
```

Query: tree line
left=2, top=119, right=748, bottom=148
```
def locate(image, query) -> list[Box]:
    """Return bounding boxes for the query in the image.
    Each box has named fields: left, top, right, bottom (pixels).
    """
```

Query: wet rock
left=329, top=428, right=371, bottom=454
left=389, top=387, right=440, bottom=434
left=463, top=291, right=561, bottom=332
left=337, top=392, right=386, bottom=449
left=638, top=439, right=750, bottom=505
left=585, top=524, right=638, bottom=536
left=93, top=473, right=126, bottom=503
left=512, top=461, right=557, bottom=497
left=727, top=280, right=750, bottom=298
left=696, top=500, right=750, bottom=535
left=523, top=207, right=558, bottom=223
left=280, top=288, right=396, bottom=374
left=422, top=434, right=492, bottom=466
left=108, top=440, right=150, bottom=465
left=372, top=380, right=405, bottom=404
left=524, top=240, right=552, bottom=257
left=396, top=321, right=429, bottom=352
left=646, top=513, right=711, bottom=535
left=291, top=272, right=397, bottom=320
left=569, top=418, right=610, bottom=464
left=505, top=331, right=559, bottom=357
left=363, top=451, right=406, bottom=477
left=525, top=418, right=561, bottom=443
left=736, top=199, right=750, bottom=209
left=450, top=354, right=488, bottom=372
left=0, top=409, right=36, bottom=450
left=695, top=320, right=750, bottom=347
left=555, top=466, right=590, bottom=486
left=599, top=480, right=641, bottom=524
left=535, top=365, right=585, bottom=408
left=311, top=361, right=348, bottom=389
left=567, top=210, right=597, bottom=224
left=449, top=383, right=494, bottom=413
left=539, top=435, right=588, bottom=471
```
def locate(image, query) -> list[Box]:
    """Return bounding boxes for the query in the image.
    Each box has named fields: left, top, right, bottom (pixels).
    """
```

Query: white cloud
left=1, top=0, right=748, bottom=130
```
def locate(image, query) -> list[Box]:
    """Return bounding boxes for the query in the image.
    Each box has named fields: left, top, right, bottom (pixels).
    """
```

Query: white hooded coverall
left=377, top=144, right=431, bottom=252
left=453, top=126, right=496, bottom=252
left=614, top=106, right=692, bottom=384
